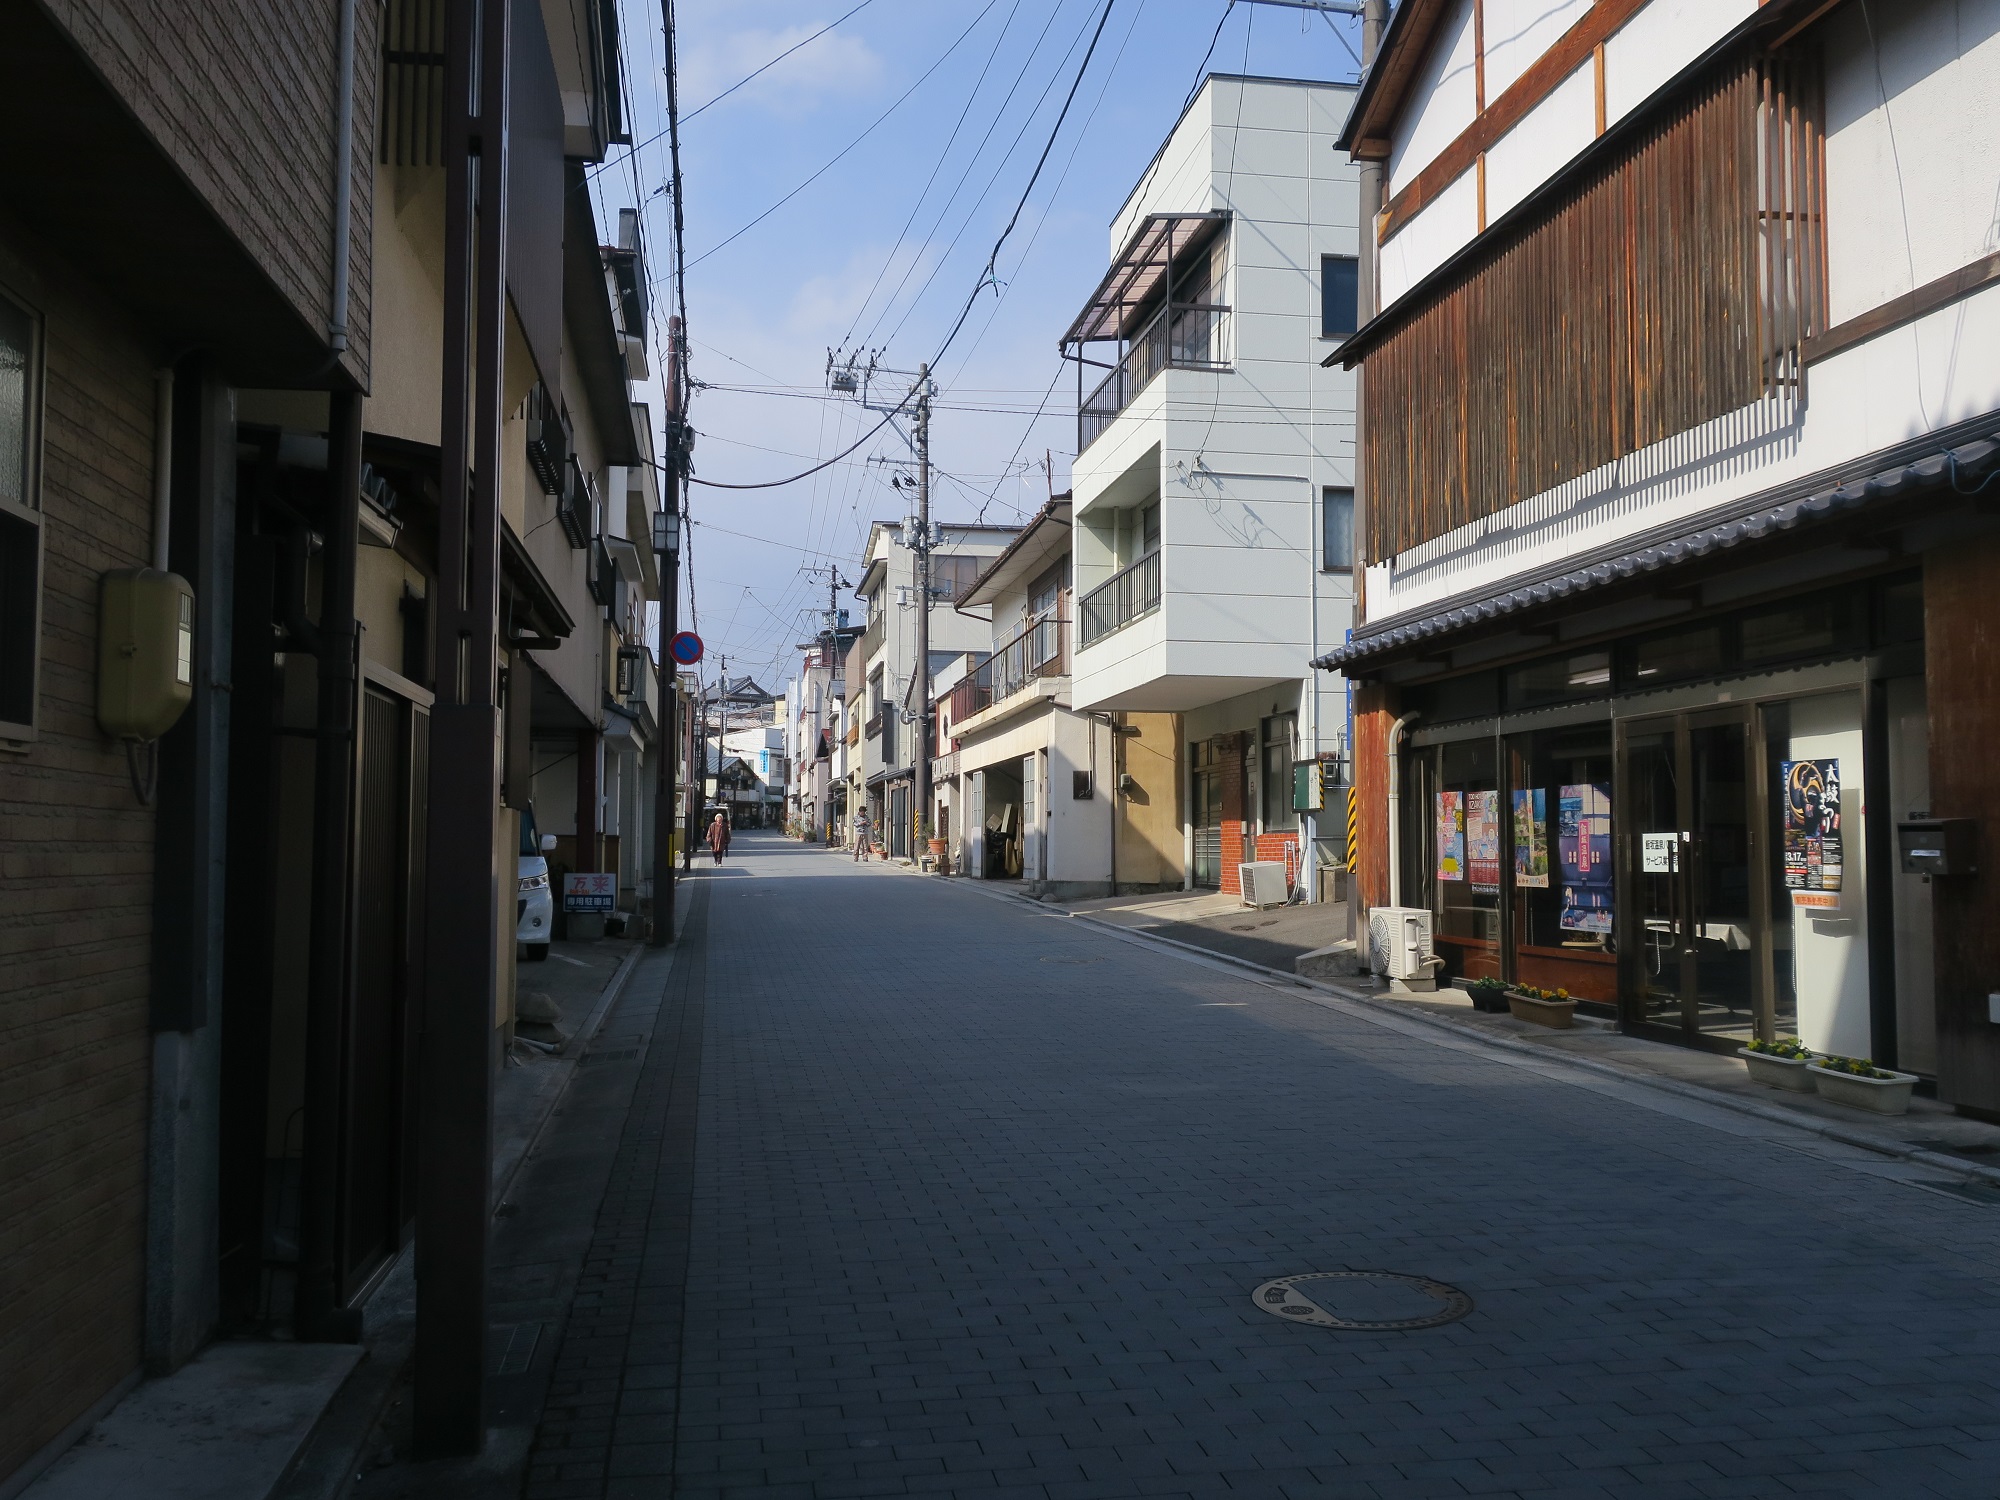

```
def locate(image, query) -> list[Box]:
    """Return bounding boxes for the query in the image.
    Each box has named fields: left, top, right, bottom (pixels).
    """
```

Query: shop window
left=1507, top=726, right=1617, bottom=1002
left=1739, top=593, right=1860, bottom=666
left=1504, top=650, right=1609, bottom=710
left=1624, top=624, right=1725, bottom=688
left=1428, top=738, right=1501, bottom=984
left=0, top=288, right=40, bottom=737
left=1261, top=713, right=1297, bottom=831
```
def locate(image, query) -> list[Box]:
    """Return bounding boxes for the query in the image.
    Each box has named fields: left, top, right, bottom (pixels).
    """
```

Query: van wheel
left=522, top=943, right=550, bottom=963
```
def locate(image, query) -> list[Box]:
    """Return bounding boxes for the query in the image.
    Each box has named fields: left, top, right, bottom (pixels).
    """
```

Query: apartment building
left=1063, top=73, right=1362, bottom=900
left=844, top=519, right=1016, bottom=859
left=0, top=0, right=660, bottom=1482
left=1326, top=0, right=2000, bottom=1100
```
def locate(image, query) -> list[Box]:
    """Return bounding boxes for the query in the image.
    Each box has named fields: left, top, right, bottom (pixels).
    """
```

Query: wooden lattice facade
left=1362, top=51, right=1827, bottom=562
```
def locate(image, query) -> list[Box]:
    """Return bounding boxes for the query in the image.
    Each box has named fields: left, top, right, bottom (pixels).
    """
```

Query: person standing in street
left=707, top=811, right=731, bottom=866
left=852, top=806, right=871, bottom=862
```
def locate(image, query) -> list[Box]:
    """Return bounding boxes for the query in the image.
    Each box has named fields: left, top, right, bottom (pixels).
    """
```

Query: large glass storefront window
left=1509, top=726, right=1616, bottom=1002
left=1430, top=739, right=1500, bottom=984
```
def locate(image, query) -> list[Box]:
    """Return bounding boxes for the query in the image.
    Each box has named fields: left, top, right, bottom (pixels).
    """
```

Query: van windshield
left=519, top=811, right=539, bottom=857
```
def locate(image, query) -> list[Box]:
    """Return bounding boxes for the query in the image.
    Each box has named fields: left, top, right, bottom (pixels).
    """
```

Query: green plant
left=1747, top=1037, right=1812, bottom=1059
left=1815, top=1053, right=1897, bottom=1079
left=1471, top=976, right=1508, bottom=993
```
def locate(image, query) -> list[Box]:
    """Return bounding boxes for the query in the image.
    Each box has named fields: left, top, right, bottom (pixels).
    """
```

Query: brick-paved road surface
left=530, top=834, right=2000, bottom=1499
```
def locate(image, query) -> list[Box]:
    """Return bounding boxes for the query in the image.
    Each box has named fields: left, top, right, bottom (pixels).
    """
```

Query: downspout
left=327, top=0, right=357, bottom=355
left=152, top=370, right=174, bottom=572
left=1385, top=711, right=1416, bottom=910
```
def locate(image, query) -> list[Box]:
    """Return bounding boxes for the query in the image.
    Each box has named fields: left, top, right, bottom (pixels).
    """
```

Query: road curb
left=1065, top=910, right=2000, bottom=1191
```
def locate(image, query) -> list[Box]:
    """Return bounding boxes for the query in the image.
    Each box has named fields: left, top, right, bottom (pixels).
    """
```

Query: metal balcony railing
left=946, top=610, right=1068, bottom=728
left=1078, top=552, right=1160, bottom=648
left=1078, top=301, right=1230, bottom=452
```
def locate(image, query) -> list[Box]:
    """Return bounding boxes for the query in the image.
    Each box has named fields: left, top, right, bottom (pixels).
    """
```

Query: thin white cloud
left=679, top=21, right=885, bottom=120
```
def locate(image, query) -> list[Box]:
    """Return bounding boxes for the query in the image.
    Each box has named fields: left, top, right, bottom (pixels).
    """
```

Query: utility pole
left=912, top=365, right=933, bottom=854
left=1348, top=0, right=1387, bottom=961
left=824, top=349, right=938, bottom=860
left=650, top=315, right=685, bottom=945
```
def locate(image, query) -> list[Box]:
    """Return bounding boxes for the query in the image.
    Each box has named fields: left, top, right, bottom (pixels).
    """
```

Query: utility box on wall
left=97, top=568, right=195, bottom=740
left=1898, top=818, right=1977, bottom=877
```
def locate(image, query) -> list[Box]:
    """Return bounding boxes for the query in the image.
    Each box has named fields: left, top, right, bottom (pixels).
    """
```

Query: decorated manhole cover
left=1252, top=1271, right=1473, bottom=1331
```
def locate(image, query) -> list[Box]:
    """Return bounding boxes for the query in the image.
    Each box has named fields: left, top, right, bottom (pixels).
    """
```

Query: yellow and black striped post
left=1346, top=786, right=1359, bottom=874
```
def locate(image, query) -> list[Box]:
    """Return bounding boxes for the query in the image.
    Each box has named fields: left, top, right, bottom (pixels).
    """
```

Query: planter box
left=1466, top=986, right=1511, bottom=1014
left=1506, top=992, right=1577, bottom=1029
left=1739, top=1048, right=1816, bottom=1092
left=1808, top=1063, right=1919, bottom=1115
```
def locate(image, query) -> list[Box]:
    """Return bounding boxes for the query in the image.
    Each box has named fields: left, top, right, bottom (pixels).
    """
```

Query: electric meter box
left=98, top=568, right=195, bottom=740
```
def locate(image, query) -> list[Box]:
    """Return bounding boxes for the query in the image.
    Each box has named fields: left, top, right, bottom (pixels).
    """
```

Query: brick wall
left=0, top=222, right=158, bottom=1484
left=41, top=0, right=377, bottom=384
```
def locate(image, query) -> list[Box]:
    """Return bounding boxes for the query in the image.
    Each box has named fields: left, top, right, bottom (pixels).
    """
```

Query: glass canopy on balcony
left=1061, top=212, right=1232, bottom=454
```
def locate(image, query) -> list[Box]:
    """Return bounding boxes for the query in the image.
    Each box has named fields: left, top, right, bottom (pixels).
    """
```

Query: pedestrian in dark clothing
left=707, top=812, right=730, bottom=865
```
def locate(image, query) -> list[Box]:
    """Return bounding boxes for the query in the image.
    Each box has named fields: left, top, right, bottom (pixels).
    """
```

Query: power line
left=590, top=0, right=879, bottom=185
left=675, top=1, right=1001, bottom=277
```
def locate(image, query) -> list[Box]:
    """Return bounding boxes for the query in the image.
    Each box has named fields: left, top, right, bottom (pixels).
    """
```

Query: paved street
left=526, top=833, right=2000, bottom=1500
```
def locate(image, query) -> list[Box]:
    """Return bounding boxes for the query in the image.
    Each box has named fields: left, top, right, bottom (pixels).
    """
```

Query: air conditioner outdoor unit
left=1368, top=906, right=1442, bottom=992
left=1239, top=861, right=1289, bottom=910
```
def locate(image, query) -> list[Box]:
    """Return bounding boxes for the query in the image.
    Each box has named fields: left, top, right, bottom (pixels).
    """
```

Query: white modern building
left=1326, top=0, right=2000, bottom=1095
left=1063, top=73, right=1362, bottom=900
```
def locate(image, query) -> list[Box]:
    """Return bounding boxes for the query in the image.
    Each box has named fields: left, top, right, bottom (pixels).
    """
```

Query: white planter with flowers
left=1807, top=1057, right=1920, bottom=1115
left=1739, top=1040, right=1815, bottom=1092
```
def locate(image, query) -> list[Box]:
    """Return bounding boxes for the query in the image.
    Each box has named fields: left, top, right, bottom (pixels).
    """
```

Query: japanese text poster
left=1467, top=789, right=1501, bottom=892
left=1512, top=788, right=1549, bottom=888
left=1781, top=757, right=1842, bottom=908
left=1435, top=790, right=1465, bottom=882
left=1558, top=783, right=1613, bottom=933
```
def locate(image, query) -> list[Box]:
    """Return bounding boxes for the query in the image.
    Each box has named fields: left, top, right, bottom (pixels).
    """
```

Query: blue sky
left=588, top=0, right=1365, bottom=691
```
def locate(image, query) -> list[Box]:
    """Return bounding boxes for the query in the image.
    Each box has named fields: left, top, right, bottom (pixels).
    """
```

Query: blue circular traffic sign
left=669, top=631, right=704, bottom=665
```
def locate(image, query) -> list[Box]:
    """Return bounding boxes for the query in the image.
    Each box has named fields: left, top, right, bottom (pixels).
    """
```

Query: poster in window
left=1558, top=783, right=1613, bottom=933
left=1435, top=790, right=1465, bottom=882
left=1467, top=789, right=1501, bottom=892
left=1511, top=788, right=1549, bottom=888
left=1781, top=757, right=1842, bottom=907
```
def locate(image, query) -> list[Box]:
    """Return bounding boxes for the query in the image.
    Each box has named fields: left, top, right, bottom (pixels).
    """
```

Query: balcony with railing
left=1078, top=301, right=1229, bottom=453
left=947, top=609, right=1069, bottom=730
left=1078, top=551, right=1160, bottom=648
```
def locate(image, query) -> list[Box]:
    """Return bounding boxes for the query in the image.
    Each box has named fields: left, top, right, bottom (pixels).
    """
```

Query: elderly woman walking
left=706, top=810, right=731, bottom=865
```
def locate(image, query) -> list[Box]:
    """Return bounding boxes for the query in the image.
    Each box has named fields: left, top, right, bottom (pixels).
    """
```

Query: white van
left=517, top=808, right=556, bottom=962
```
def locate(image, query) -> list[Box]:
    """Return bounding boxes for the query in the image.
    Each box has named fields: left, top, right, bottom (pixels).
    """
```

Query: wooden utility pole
left=650, top=316, right=684, bottom=944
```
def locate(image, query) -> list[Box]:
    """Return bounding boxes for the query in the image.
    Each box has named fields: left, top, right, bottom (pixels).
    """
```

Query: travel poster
left=1512, top=787, right=1549, bottom=888
left=1467, top=789, right=1501, bottom=892
left=1435, top=790, right=1465, bottom=882
left=1781, top=757, right=1842, bottom=907
left=1558, top=782, right=1613, bottom=933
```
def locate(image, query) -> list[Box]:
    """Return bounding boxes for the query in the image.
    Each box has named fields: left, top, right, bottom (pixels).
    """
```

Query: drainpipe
left=326, top=0, right=357, bottom=355
left=1385, top=711, right=1416, bottom=909
left=151, top=370, right=173, bottom=571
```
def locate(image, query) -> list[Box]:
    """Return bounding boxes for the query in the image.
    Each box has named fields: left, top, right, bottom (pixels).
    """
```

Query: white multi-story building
left=1063, top=73, right=1362, bottom=900
left=1328, top=0, right=2000, bottom=1095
